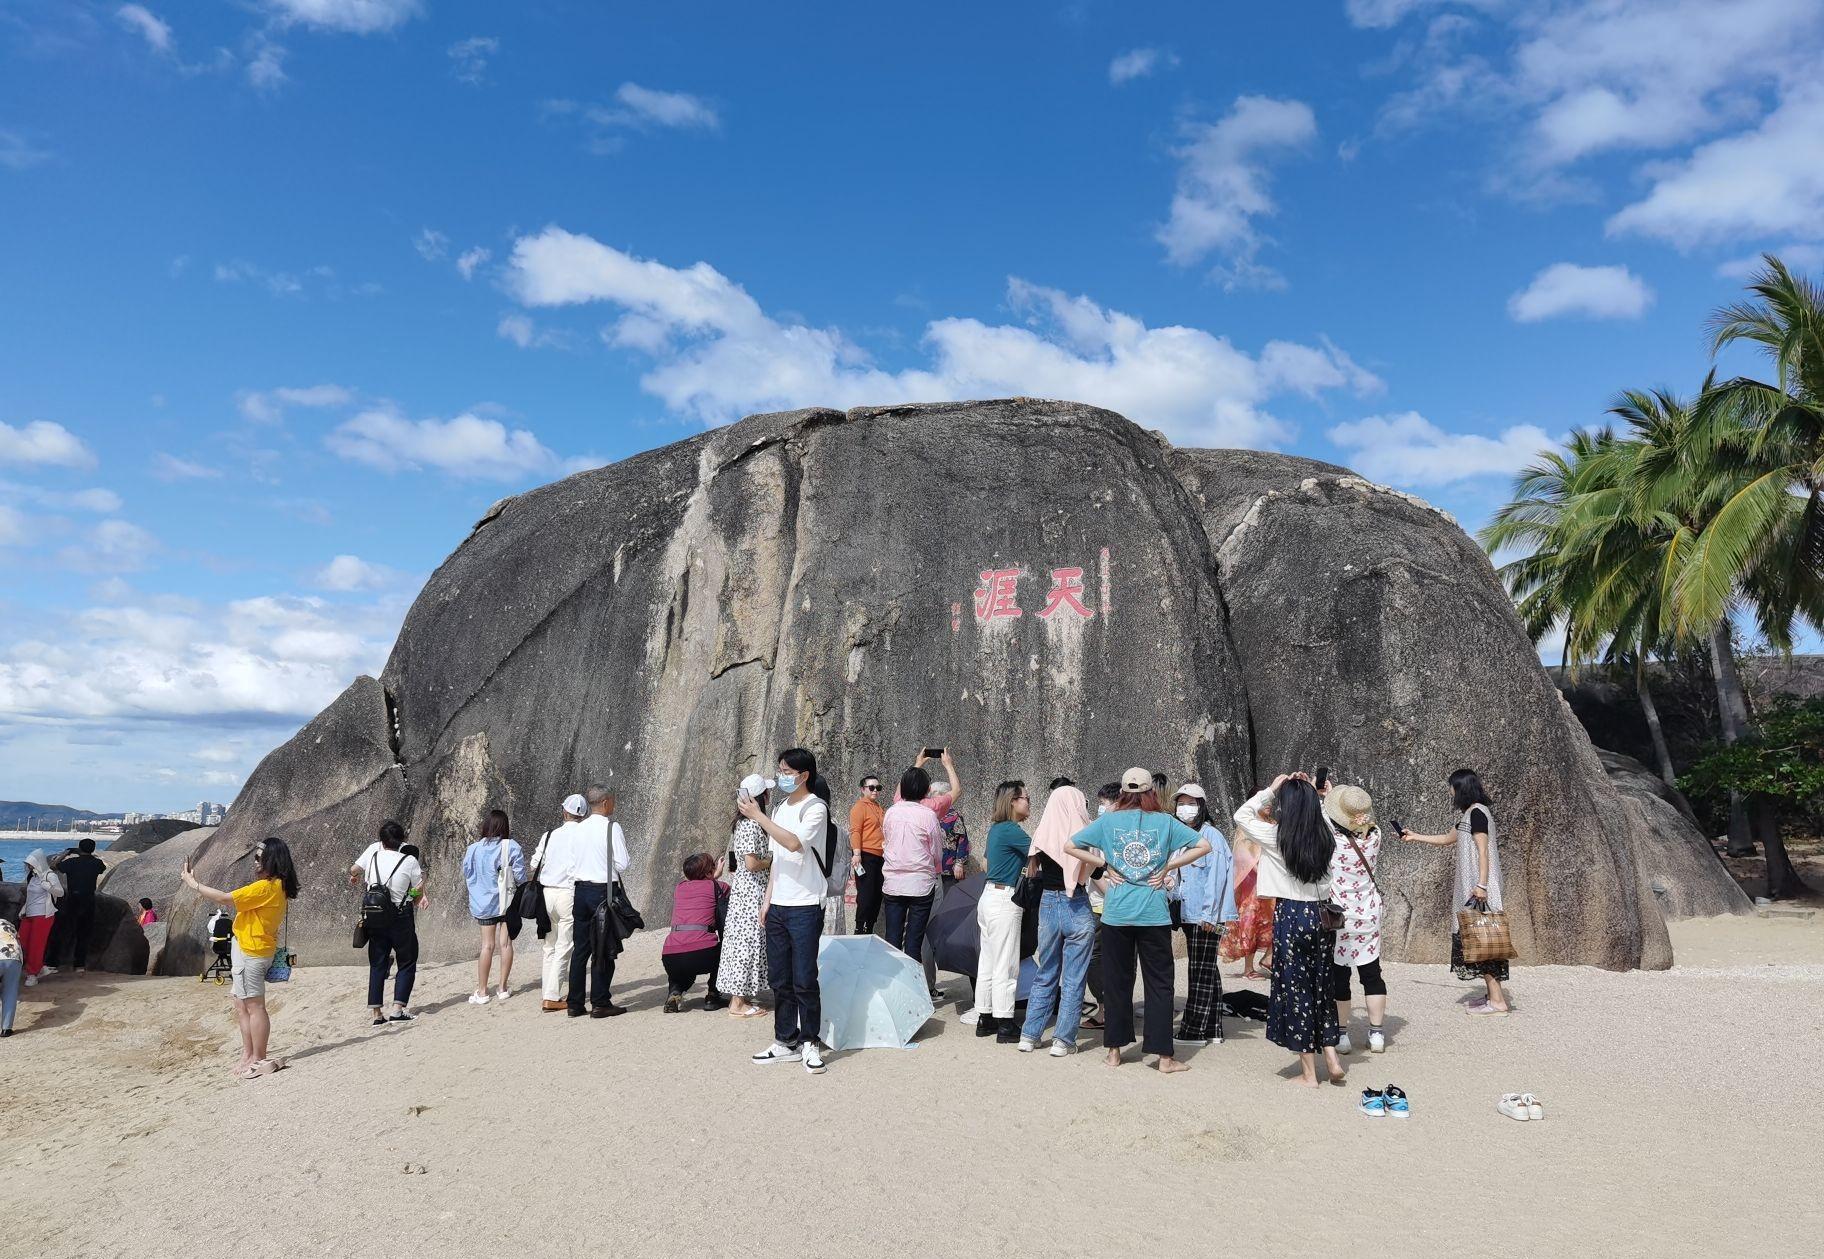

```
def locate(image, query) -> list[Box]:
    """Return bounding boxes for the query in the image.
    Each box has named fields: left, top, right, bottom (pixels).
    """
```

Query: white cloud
left=610, top=83, right=720, bottom=130
left=245, top=36, right=287, bottom=92
left=456, top=246, right=491, bottom=280
left=1346, top=0, right=1497, bottom=29
left=152, top=453, right=222, bottom=481
left=1507, top=262, right=1654, bottom=322
left=0, top=420, right=95, bottom=468
left=311, top=554, right=393, bottom=591
left=0, top=591, right=402, bottom=725
left=67, top=488, right=123, bottom=513
left=413, top=227, right=449, bottom=261
left=0, top=481, right=121, bottom=514
left=0, top=505, right=26, bottom=546
left=215, top=258, right=302, bottom=295
left=1328, top=411, right=1558, bottom=486
left=237, top=383, right=353, bottom=424
left=263, top=0, right=422, bottom=35
left=116, top=5, right=172, bottom=54
left=1606, top=86, right=1824, bottom=248
left=496, top=312, right=567, bottom=350
left=447, top=35, right=497, bottom=85
left=1109, top=47, right=1179, bottom=85
left=1716, top=243, right=1824, bottom=279
left=0, top=129, right=52, bottom=172
left=1155, top=95, right=1317, bottom=289
left=506, top=226, right=1381, bottom=448
left=326, top=407, right=563, bottom=479
left=58, top=519, right=160, bottom=573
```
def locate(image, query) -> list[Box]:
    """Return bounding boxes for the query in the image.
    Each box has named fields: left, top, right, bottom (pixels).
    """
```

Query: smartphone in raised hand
left=922, top=747, right=946, bottom=759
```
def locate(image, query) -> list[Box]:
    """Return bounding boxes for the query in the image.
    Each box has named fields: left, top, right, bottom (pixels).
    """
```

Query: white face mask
left=1097, top=802, right=1111, bottom=815
left=1176, top=804, right=1200, bottom=823
left=775, top=772, right=798, bottom=794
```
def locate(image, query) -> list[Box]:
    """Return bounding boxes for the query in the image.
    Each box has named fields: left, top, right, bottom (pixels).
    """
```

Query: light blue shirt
left=462, top=837, right=526, bottom=918
left=1169, top=823, right=1237, bottom=927
left=1069, top=810, right=1203, bottom=928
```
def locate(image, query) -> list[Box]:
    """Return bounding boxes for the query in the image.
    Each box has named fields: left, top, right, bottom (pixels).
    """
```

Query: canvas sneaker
left=1368, top=1028, right=1386, bottom=1054
left=1048, top=1041, right=1076, bottom=1057
left=802, top=1042, right=826, bottom=1074
left=1336, top=1032, right=1354, bottom=1055
left=752, top=1043, right=800, bottom=1065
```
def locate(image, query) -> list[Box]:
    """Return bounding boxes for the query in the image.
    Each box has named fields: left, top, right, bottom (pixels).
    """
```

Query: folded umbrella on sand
left=816, top=935, right=933, bottom=1050
left=925, top=873, right=1039, bottom=1000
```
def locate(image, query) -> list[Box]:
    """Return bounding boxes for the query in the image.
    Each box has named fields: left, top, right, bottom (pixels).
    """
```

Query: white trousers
left=541, top=886, right=575, bottom=1001
left=973, top=884, right=1023, bottom=1018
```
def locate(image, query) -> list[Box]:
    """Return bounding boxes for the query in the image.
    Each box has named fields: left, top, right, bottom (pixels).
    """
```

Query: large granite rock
left=0, top=885, right=149, bottom=975
left=167, top=400, right=1744, bottom=973
left=109, top=818, right=202, bottom=855
left=1595, top=750, right=1751, bottom=920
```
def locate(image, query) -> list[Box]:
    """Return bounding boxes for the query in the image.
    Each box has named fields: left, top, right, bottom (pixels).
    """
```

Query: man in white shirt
left=348, top=820, right=425, bottom=1023
left=534, top=794, right=588, bottom=1010
left=568, top=784, right=632, bottom=1019
left=738, top=747, right=832, bottom=1074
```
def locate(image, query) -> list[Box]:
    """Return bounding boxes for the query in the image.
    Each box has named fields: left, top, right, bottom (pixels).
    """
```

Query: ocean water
left=0, top=835, right=113, bottom=878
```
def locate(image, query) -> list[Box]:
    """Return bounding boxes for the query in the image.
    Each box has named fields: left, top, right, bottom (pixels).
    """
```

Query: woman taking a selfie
left=717, top=773, right=772, bottom=1018
left=183, top=838, right=300, bottom=1079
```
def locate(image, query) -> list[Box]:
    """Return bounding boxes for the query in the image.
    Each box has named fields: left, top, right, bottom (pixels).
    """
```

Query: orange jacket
left=848, top=797, right=885, bottom=857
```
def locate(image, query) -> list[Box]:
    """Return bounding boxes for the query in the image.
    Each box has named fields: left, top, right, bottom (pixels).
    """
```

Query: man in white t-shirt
left=532, top=793, right=588, bottom=1010
left=567, top=784, right=632, bottom=1019
left=737, top=747, right=832, bottom=1074
left=348, top=820, right=425, bottom=1023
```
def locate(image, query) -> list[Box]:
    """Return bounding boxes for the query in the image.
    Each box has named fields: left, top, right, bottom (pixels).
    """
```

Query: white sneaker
left=468, top=992, right=490, bottom=1005
left=802, top=1042, right=826, bottom=1074
left=495, top=987, right=512, bottom=1001
left=752, top=1043, right=800, bottom=1065
left=42, top=967, right=58, bottom=977
left=1048, top=1041, right=1076, bottom=1057
left=1368, top=1028, right=1385, bottom=1054
left=1017, top=1037, right=1036, bottom=1053
left=1173, top=1035, right=1210, bottom=1047
left=959, top=1009, right=981, bottom=1026
left=1336, top=1033, right=1354, bottom=1055
left=23, top=974, right=37, bottom=988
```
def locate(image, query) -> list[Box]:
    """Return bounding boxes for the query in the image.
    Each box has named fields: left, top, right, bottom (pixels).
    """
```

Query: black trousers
left=853, top=852, right=886, bottom=935
left=663, top=946, right=722, bottom=997
left=568, top=882, right=616, bottom=1012
left=366, top=912, right=418, bottom=1007
left=1086, top=914, right=1105, bottom=1005
left=59, top=894, right=97, bottom=968
left=1098, top=922, right=1175, bottom=1055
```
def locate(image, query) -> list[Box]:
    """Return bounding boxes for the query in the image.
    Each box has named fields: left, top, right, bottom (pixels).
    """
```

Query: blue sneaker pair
left=1360, top=1085, right=1410, bottom=1117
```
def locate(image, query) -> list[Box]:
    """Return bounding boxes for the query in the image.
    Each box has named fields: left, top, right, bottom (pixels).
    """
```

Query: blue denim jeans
left=0, top=957, right=20, bottom=1032
left=765, top=903, right=823, bottom=1048
left=1021, top=889, right=1094, bottom=1045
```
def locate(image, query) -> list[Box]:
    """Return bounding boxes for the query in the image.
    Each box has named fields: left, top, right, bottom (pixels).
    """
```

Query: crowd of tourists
left=106, top=741, right=1514, bottom=1095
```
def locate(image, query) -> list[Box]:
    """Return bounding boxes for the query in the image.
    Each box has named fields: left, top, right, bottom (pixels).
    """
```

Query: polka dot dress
left=1266, top=900, right=1340, bottom=1053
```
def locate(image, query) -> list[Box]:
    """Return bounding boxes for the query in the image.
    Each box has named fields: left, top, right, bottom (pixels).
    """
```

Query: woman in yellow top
left=183, top=838, right=300, bottom=1080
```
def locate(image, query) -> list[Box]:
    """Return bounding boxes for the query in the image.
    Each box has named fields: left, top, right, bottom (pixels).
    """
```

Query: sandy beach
left=4, top=913, right=1820, bottom=1259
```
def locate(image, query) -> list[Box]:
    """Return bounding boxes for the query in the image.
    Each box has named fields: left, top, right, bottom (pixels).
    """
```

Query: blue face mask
left=775, top=772, right=798, bottom=794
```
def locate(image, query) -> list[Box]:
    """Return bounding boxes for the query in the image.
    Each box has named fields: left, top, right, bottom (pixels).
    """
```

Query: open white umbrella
left=816, top=934, right=933, bottom=1050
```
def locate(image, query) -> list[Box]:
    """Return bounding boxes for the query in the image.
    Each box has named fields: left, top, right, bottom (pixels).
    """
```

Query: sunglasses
left=863, top=783, right=881, bottom=791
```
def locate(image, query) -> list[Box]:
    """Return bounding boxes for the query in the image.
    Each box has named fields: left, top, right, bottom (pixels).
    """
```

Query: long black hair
left=781, top=746, right=835, bottom=849
left=255, top=837, right=301, bottom=899
left=481, top=809, right=510, bottom=839
left=1449, top=768, right=1492, bottom=813
left=1275, top=778, right=1334, bottom=885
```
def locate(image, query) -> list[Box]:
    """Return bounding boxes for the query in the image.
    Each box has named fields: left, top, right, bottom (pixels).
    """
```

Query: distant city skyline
left=3, top=1, right=1822, bottom=809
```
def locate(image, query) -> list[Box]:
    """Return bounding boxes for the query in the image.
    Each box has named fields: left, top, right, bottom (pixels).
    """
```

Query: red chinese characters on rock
left=973, top=568, right=1024, bottom=622
left=1037, top=566, right=1092, bottom=620
left=968, top=564, right=1098, bottom=625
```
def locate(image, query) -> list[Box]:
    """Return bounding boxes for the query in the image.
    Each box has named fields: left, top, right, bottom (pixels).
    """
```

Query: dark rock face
left=0, top=885, right=148, bottom=975
left=169, top=400, right=1744, bottom=973
left=109, top=818, right=202, bottom=855
left=1596, top=750, right=1750, bottom=920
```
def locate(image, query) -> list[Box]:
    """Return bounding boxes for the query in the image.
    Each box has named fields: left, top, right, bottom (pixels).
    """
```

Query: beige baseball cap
left=1120, top=766, right=1152, bottom=792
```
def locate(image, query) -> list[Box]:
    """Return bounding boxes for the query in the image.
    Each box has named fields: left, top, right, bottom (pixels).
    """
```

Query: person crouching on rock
left=351, top=820, right=425, bottom=1025
left=182, top=838, right=299, bottom=1079
left=1062, top=767, right=1212, bottom=1074
left=568, top=785, right=631, bottom=1019
left=662, top=853, right=730, bottom=1012
left=1233, top=774, right=1346, bottom=1087
left=463, top=809, right=526, bottom=1005
left=742, top=747, right=832, bottom=1075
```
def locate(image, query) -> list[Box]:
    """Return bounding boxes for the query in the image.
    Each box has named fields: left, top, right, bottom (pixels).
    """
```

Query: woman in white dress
left=716, top=773, right=772, bottom=1018
left=1324, top=785, right=1387, bottom=1054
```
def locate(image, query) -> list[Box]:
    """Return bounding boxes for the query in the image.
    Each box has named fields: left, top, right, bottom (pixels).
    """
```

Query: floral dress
left=715, top=819, right=769, bottom=999
left=1326, top=822, right=1382, bottom=968
left=1220, top=839, right=1274, bottom=963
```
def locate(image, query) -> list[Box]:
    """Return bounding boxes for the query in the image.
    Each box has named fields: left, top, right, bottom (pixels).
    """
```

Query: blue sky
left=3, top=0, right=1821, bottom=811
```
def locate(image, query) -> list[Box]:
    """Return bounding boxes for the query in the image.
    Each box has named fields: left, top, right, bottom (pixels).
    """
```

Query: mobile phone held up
left=737, top=788, right=752, bottom=805
left=1389, top=817, right=1405, bottom=837
left=922, top=747, right=946, bottom=759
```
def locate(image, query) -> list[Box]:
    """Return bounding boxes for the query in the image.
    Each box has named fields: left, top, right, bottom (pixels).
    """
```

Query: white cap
left=1174, top=783, right=1206, bottom=801
left=561, top=793, right=588, bottom=817
left=739, top=773, right=769, bottom=799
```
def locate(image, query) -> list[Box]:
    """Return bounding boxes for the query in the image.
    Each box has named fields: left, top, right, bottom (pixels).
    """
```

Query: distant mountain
left=0, top=801, right=122, bottom=828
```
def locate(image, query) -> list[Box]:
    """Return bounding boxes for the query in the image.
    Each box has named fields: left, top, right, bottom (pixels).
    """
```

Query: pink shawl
left=1029, top=785, right=1092, bottom=896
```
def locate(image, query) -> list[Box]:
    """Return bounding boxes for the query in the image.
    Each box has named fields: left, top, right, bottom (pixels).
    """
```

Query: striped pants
left=1178, top=924, right=1225, bottom=1041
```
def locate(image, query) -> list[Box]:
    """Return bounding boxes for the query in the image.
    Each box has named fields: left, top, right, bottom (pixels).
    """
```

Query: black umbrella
left=925, top=873, right=1040, bottom=996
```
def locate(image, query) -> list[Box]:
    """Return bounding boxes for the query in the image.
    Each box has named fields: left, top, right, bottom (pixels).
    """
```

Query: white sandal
left=1497, top=1093, right=1531, bottom=1121
left=1520, top=1092, right=1544, bottom=1120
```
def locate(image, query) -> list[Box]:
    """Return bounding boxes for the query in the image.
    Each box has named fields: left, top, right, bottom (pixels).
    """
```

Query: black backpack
left=360, top=852, right=409, bottom=928
left=805, top=807, right=843, bottom=895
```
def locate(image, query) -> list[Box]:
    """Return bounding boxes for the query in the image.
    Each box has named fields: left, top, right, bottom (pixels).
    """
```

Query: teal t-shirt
left=985, top=820, right=1029, bottom=885
left=1071, top=810, right=1203, bottom=927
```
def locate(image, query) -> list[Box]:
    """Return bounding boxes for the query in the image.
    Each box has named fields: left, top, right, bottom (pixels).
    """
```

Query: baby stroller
left=200, top=909, right=233, bottom=985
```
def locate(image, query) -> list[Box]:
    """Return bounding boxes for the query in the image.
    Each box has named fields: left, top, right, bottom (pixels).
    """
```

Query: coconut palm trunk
left=1706, top=619, right=1757, bottom=857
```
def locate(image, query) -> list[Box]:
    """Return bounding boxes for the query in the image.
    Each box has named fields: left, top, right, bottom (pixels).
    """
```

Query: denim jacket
left=1170, top=823, right=1237, bottom=927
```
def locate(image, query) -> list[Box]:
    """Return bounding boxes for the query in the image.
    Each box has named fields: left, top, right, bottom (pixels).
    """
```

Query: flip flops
left=250, top=1058, right=288, bottom=1077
